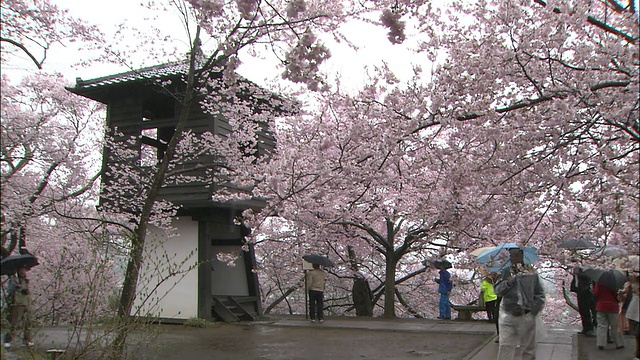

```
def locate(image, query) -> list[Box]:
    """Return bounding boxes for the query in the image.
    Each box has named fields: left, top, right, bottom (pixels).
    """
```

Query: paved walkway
left=11, top=315, right=638, bottom=359
left=268, top=315, right=613, bottom=360
left=464, top=326, right=577, bottom=360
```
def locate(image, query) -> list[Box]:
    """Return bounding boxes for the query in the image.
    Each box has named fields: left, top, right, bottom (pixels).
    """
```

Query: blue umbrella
left=476, top=244, right=539, bottom=272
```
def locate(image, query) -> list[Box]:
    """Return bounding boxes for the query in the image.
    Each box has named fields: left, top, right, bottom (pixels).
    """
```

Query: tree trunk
left=348, top=245, right=373, bottom=316
left=381, top=218, right=398, bottom=318
left=353, top=277, right=373, bottom=316
left=109, top=28, right=202, bottom=359
left=383, top=252, right=397, bottom=317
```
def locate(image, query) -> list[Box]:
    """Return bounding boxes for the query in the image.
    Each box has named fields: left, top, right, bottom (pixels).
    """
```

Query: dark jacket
left=437, top=269, right=453, bottom=294
left=570, top=271, right=593, bottom=293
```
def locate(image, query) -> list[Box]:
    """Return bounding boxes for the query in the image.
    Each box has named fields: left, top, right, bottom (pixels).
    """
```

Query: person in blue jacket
left=435, top=268, right=453, bottom=319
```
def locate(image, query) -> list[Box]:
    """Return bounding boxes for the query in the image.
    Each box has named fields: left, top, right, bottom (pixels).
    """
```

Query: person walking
left=620, top=272, right=639, bottom=359
left=3, top=265, right=34, bottom=348
left=481, top=275, right=498, bottom=322
left=494, top=247, right=545, bottom=360
left=593, top=281, right=625, bottom=350
left=570, top=266, right=597, bottom=337
left=307, top=263, right=327, bottom=323
left=436, top=267, right=453, bottom=320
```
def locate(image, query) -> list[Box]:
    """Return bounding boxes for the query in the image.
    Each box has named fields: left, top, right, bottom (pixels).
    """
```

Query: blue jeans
left=439, top=293, right=451, bottom=319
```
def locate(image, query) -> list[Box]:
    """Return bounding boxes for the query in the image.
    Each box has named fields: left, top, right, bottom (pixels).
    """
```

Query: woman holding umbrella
left=593, top=280, right=625, bottom=350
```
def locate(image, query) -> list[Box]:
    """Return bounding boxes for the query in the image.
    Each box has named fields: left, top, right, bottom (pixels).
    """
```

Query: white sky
left=9, top=0, right=424, bottom=94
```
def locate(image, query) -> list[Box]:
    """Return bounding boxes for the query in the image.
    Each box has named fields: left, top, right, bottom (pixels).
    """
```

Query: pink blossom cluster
left=282, top=30, right=331, bottom=90
left=235, top=0, right=258, bottom=20
left=379, top=9, right=406, bottom=44
left=286, top=0, right=307, bottom=19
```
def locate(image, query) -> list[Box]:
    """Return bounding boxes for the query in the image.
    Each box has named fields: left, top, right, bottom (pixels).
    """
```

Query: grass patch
left=182, top=317, right=214, bottom=328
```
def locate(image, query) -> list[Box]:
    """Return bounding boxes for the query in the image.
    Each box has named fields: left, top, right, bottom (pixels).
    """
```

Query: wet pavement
left=5, top=315, right=638, bottom=359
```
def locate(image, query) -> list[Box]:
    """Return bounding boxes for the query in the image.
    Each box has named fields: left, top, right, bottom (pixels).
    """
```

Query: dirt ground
left=132, top=323, right=489, bottom=360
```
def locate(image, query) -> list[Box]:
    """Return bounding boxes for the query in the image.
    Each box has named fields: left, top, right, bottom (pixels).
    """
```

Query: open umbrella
left=471, top=243, right=520, bottom=257
left=558, top=238, right=597, bottom=250
left=582, top=268, right=627, bottom=291
left=476, top=244, right=539, bottom=273
left=476, top=244, right=539, bottom=265
left=592, top=245, right=628, bottom=259
left=433, top=259, right=452, bottom=270
left=1, top=253, right=39, bottom=275
left=470, top=246, right=499, bottom=257
left=302, top=254, right=334, bottom=268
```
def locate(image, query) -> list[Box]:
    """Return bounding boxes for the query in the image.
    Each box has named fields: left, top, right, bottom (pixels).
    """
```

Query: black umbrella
left=433, top=259, right=452, bottom=270
left=558, top=238, right=597, bottom=250
left=1, top=253, right=39, bottom=275
left=302, top=254, right=334, bottom=268
left=582, top=268, right=627, bottom=291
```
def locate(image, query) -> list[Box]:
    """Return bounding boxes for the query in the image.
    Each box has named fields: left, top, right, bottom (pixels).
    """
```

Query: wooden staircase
left=212, top=296, right=258, bottom=322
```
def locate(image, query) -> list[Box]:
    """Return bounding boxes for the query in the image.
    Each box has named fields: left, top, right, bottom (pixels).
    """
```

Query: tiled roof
left=74, top=61, right=191, bottom=89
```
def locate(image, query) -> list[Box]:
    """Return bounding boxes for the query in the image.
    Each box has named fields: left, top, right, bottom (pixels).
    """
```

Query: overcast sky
left=13, top=0, right=422, bottom=94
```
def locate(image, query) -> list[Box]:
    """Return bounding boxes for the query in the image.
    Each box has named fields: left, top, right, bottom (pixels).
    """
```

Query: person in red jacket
left=593, top=283, right=625, bottom=350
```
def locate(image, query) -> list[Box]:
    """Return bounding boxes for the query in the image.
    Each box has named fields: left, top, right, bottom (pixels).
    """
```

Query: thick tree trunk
left=383, top=252, right=397, bottom=318
left=347, top=245, right=373, bottom=316
left=382, top=218, right=398, bottom=318
left=353, top=277, right=373, bottom=316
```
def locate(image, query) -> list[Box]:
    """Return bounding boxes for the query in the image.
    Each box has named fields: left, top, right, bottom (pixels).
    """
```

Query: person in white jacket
left=307, top=264, right=327, bottom=322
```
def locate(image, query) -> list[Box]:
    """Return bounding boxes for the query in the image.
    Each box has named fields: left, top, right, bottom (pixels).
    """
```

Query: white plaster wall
left=133, top=217, right=199, bottom=320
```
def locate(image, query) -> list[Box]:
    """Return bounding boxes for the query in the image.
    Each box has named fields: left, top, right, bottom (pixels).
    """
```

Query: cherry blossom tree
left=0, top=0, right=100, bottom=69
left=82, top=0, right=423, bottom=354
left=245, top=78, right=474, bottom=317
left=408, top=0, right=638, bottom=255
left=1, top=73, right=104, bottom=253
left=0, top=72, right=127, bottom=357
left=246, top=0, right=638, bottom=320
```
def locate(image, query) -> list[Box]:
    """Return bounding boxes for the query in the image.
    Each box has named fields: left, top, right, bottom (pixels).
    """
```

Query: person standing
left=481, top=276, right=498, bottom=322
left=593, top=282, right=625, bottom=350
left=435, top=267, right=453, bottom=320
left=307, top=263, right=327, bottom=323
left=494, top=247, right=545, bottom=360
left=620, top=272, right=639, bottom=359
left=570, top=266, right=597, bottom=337
left=3, top=265, right=34, bottom=348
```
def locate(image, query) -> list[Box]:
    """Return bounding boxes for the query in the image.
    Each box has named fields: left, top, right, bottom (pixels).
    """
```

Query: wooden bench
left=451, top=304, right=486, bottom=320
left=46, top=349, right=66, bottom=360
